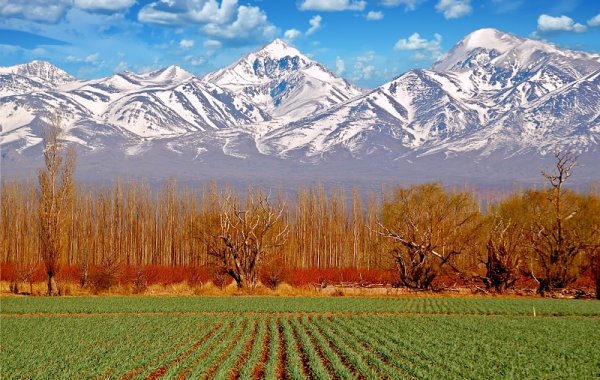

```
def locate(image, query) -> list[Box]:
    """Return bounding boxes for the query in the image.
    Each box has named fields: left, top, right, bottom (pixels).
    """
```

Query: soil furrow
left=253, top=317, right=270, bottom=379
left=174, top=320, right=236, bottom=380
left=288, top=316, right=312, bottom=379
left=229, top=319, right=259, bottom=380
left=146, top=320, right=226, bottom=380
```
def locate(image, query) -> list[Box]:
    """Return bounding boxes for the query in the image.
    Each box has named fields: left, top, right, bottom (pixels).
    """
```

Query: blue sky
left=1, top=0, right=599, bottom=88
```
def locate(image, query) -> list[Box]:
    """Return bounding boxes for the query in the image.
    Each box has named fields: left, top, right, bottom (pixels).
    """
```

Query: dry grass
left=1, top=280, right=589, bottom=299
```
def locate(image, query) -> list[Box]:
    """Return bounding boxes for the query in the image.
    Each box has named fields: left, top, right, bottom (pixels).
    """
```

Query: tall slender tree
left=37, top=114, right=75, bottom=296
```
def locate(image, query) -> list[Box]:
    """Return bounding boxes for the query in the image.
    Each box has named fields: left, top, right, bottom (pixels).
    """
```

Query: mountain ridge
left=1, top=29, right=599, bottom=188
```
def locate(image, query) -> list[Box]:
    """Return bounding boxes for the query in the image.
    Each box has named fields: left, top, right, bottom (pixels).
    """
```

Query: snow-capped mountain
left=1, top=29, right=599, bottom=188
left=0, top=60, right=75, bottom=88
left=204, top=39, right=363, bottom=120
left=0, top=60, right=76, bottom=97
left=260, top=28, right=600, bottom=159
left=0, top=63, right=269, bottom=139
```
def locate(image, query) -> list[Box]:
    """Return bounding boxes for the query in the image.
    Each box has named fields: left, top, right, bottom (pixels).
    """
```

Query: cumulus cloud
left=380, top=0, right=425, bottom=11
left=537, top=14, right=587, bottom=33
left=138, top=0, right=238, bottom=25
left=0, top=0, right=71, bottom=23
left=335, top=56, right=345, bottom=75
left=0, top=0, right=137, bottom=23
left=138, top=0, right=277, bottom=45
left=589, top=14, right=600, bottom=27
left=394, top=32, right=443, bottom=60
left=179, top=39, right=195, bottom=49
left=299, top=0, right=366, bottom=12
left=353, top=51, right=376, bottom=80
left=435, top=0, right=472, bottom=19
left=74, top=0, right=136, bottom=12
left=395, top=32, right=441, bottom=51
left=366, top=11, right=384, bottom=20
left=284, top=29, right=302, bottom=41
left=306, top=15, right=322, bottom=35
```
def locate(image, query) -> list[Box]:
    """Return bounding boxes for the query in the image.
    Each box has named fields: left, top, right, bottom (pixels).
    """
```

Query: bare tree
left=527, top=151, right=583, bottom=294
left=199, top=188, right=288, bottom=289
left=482, top=218, right=524, bottom=292
left=38, top=114, right=75, bottom=296
left=379, top=183, right=482, bottom=289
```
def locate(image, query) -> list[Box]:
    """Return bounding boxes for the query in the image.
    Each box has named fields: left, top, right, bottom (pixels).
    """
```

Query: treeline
left=1, top=180, right=390, bottom=269
left=2, top=172, right=599, bottom=296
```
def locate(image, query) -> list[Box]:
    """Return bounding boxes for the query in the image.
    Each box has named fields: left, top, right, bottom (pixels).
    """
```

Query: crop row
left=2, top=313, right=599, bottom=379
left=2, top=296, right=600, bottom=316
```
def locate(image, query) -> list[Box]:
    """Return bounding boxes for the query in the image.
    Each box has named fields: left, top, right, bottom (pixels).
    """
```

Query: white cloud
left=335, top=56, right=345, bottom=74
left=353, top=51, right=376, bottom=80
left=202, top=5, right=277, bottom=42
left=179, top=39, right=195, bottom=49
left=537, top=14, right=587, bottom=33
left=299, top=0, right=366, bottom=12
left=394, top=32, right=443, bottom=60
left=395, top=32, right=441, bottom=51
left=0, top=0, right=137, bottom=23
left=139, top=0, right=238, bottom=25
left=138, top=0, right=277, bottom=45
left=589, top=14, right=600, bottom=27
left=0, top=0, right=71, bottom=23
left=380, top=0, right=425, bottom=10
left=366, top=11, right=384, bottom=20
left=203, top=39, right=222, bottom=50
left=284, top=29, right=302, bottom=41
left=435, top=0, right=472, bottom=19
left=306, top=15, right=322, bottom=35
left=74, top=0, right=136, bottom=12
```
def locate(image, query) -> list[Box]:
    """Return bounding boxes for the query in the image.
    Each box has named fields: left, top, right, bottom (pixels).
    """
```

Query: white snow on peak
left=255, top=39, right=303, bottom=60
left=0, top=60, right=75, bottom=85
left=138, top=65, right=193, bottom=85
left=461, top=28, right=522, bottom=52
left=202, top=38, right=362, bottom=122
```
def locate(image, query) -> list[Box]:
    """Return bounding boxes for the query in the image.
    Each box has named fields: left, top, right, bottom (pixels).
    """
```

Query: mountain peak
left=256, top=39, right=303, bottom=60
left=141, top=65, right=193, bottom=84
left=461, top=28, right=522, bottom=52
left=0, top=60, right=75, bottom=85
left=433, top=28, right=524, bottom=71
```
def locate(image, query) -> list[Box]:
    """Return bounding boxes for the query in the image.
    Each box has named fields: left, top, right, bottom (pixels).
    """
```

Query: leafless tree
left=482, top=218, right=524, bottom=292
left=527, top=151, right=583, bottom=294
left=38, top=113, right=75, bottom=296
left=379, top=183, right=482, bottom=289
left=199, top=189, right=288, bottom=289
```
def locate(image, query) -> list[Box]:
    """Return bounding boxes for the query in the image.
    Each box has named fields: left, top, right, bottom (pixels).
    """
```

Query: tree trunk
left=596, top=276, right=599, bottom=300
left=47, top=271, right=59, bottom=296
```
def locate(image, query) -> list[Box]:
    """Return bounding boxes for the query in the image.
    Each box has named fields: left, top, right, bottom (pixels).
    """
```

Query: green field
left=1, top=297, right=599, bottom=379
